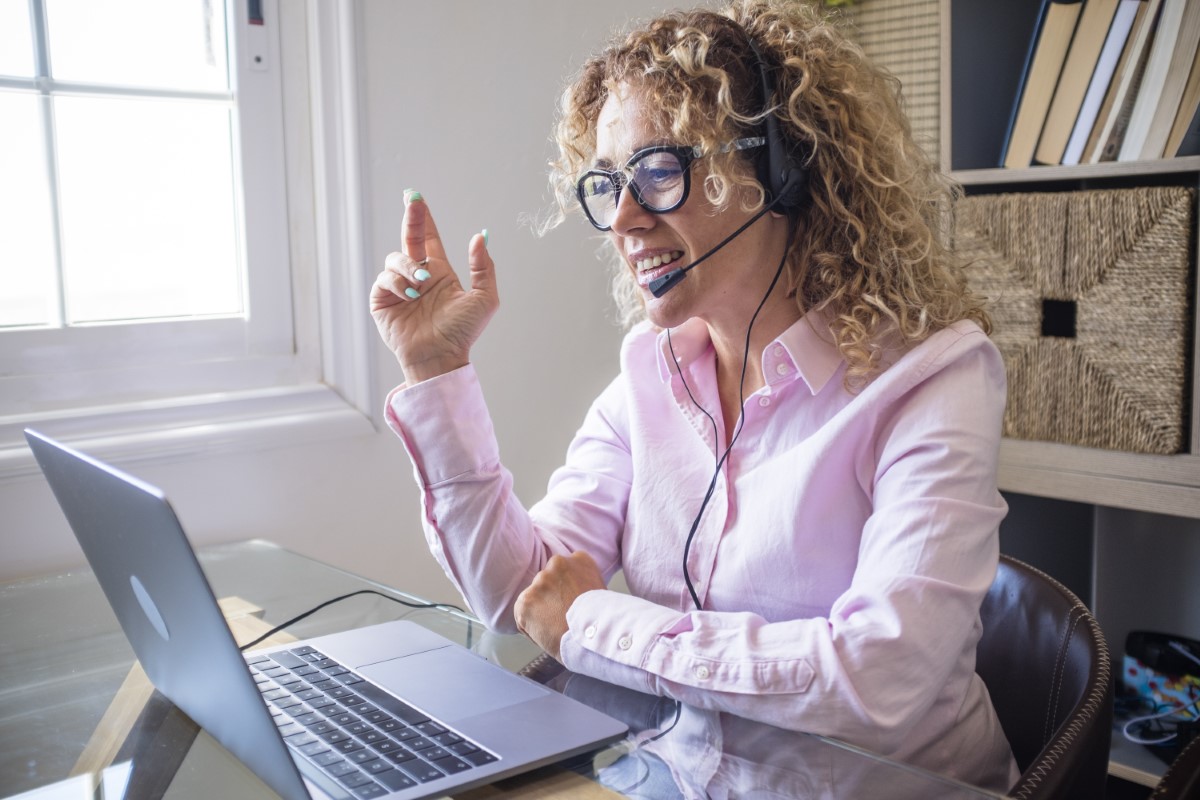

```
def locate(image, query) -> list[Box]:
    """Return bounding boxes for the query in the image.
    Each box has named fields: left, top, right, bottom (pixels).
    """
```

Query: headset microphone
left=647, top=203, right=775, bottom=297
left=647, top=269, right=688, bottom=298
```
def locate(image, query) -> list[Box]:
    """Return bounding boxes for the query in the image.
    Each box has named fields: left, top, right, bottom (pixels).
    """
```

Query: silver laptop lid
left=26, top=429, right=314, bottom=800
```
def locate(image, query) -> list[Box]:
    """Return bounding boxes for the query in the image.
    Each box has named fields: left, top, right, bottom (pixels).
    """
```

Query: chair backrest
left=976, top=555, right=1113, bottom=800
left=1149, top=735, right=1200, bottom=800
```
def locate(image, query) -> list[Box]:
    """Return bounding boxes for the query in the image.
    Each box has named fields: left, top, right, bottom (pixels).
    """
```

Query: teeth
left=635, top=251, right=682, bottom=271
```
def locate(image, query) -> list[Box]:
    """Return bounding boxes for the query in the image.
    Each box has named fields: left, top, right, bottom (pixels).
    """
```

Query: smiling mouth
left=634, top=250, right=684, bottom=272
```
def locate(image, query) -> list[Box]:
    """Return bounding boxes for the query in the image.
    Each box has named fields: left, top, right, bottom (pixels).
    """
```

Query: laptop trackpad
left=358, top=646, right=547, bottom=723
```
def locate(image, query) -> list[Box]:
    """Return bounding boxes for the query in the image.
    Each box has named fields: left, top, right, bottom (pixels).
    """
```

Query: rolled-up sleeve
left=386, top=365, right=634, bottom=632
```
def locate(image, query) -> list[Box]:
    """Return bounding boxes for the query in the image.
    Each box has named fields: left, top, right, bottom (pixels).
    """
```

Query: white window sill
left=0, top=385, right=376, bottom=482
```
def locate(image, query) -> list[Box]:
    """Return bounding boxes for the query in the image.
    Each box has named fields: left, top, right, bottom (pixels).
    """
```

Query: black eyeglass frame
left=575, top=137, right=765, bottom=232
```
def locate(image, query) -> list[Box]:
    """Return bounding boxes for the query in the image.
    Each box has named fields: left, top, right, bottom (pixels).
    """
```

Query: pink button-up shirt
left=386, top=314, right=1019, bottom=795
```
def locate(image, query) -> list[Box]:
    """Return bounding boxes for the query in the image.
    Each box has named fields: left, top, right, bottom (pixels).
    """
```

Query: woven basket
left=955, top=187, right=1194, bottom=455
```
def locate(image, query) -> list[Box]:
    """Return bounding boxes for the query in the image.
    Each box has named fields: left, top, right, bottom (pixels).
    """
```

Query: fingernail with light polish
left=482, top=228, right=489, bottom=245
left=406, top=189, right=423, bottom=203
left=405, top=287, right=421, bottom=299
left=414, top=268, right=431, bottom=282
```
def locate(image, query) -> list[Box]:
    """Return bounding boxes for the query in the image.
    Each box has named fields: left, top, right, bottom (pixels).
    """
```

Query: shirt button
left=775, top=362, right=790, bottom=376
left=584, top=625, right=597, bottom=639
left=773, top=346, right=784, bottom=357
left=617, top=636, right=632, bottom=650
left=694, top=665, right=711, bottom=680
left=758, top=396, right=771, bottom=407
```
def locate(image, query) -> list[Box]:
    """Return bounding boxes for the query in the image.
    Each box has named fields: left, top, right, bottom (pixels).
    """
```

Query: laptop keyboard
left=247, top=645, right=498, bottom=798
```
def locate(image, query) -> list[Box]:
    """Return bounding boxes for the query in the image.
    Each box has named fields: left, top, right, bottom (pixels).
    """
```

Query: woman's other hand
left=514, top=552, right=606, bottom=662
left=370, top=192, right=498, bottom=383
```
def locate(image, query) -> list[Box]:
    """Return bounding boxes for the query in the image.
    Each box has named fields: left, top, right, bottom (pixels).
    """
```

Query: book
left=1003, top=0, right=1085, bottom=169
left=1096, top=39, right=1155, bottom=160
left=1165, top=46, right=1200, bottom=156
left=1083, top=0, right=1162, bottom=162
left=1135, top=1, right=1200, bottom=158
left=1036, top=0, right=1123, bottom=165
left=1118, top=0, right=1192, bottom=160
left=1062, top=0, right=1142, bottom=164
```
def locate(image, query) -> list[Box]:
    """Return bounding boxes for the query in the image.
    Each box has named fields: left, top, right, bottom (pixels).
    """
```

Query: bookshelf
left=937, top=0, right=1200, bottom=790
left=943, top=0, right=1200, bottom=520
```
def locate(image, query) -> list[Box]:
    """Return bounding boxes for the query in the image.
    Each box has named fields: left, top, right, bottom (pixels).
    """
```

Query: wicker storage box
left=954, top=186, right=1194, bottom=455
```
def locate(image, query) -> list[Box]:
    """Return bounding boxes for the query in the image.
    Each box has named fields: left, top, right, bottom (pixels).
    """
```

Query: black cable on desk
left=237, top=589, right=469, bottom=652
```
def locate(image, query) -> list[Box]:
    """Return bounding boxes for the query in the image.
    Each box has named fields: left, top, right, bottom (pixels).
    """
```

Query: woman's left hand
left=514, top=552, right=606, bottom=661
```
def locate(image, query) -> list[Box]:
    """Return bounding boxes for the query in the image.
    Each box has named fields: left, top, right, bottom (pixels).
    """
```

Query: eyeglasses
left=575, top=137, right=765, bottom=231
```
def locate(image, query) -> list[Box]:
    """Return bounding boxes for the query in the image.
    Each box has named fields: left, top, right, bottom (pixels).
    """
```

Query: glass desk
left=0, top=540, right=1008, bottom=799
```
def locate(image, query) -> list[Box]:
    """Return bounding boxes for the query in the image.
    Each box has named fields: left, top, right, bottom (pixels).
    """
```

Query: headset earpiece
left=748, top=39, right=809, bottom=212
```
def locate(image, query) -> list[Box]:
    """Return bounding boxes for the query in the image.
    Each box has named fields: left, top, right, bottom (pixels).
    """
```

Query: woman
left=370, top=0, right=1018, bottom=795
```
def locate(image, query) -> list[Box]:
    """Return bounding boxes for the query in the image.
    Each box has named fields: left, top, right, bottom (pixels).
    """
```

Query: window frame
left=0, top=0, right=377, bottom=480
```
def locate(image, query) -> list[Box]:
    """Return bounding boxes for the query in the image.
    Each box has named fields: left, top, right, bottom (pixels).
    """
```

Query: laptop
left=26, top=429, right=627, bottom=800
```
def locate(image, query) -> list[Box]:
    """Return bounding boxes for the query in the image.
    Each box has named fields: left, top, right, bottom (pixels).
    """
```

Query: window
left=2, top=0, right=242, bottom=331
left=0, top=0, right=375, bottom=476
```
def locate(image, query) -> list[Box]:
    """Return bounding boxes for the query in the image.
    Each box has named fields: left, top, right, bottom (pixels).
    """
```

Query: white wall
left=2, top=1, right=688, bottom=606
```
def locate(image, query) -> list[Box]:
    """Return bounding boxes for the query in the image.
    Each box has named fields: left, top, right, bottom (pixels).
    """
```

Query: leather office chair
left=1149, top=735, right=1200, bottom=800
left=976, top=555, right=1113, bottom=800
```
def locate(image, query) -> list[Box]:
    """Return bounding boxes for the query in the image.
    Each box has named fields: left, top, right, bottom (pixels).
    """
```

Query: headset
left=748, top=38, right=809, bottom=214
left=647, top=34, right=810, bottom=298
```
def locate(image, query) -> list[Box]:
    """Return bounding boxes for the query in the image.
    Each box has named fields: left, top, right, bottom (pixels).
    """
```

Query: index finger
left=402, top=190, right=428, bottom=264
left=402, top=190, right=449, bottom=265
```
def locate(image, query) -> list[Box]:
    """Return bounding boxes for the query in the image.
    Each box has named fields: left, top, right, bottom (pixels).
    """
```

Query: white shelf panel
left=999, top=454, right=1200, bottom=520
left=1109, top=727, right=1169, bottom=788
left=953, top=156, right=1200, bottom=187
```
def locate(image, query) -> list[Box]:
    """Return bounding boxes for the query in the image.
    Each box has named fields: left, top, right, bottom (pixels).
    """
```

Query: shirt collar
left=654, top=310, right=844, bottom=396
left=771, top=309, right=843, bottom=395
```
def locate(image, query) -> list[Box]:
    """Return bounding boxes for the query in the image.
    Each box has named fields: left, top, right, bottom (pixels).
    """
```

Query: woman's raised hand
left=370, top=192, right=499, bottom=383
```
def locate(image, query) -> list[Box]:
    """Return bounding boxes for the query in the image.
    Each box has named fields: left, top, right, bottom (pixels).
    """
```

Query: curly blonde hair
left=547, top=0, right=989, bottom=388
